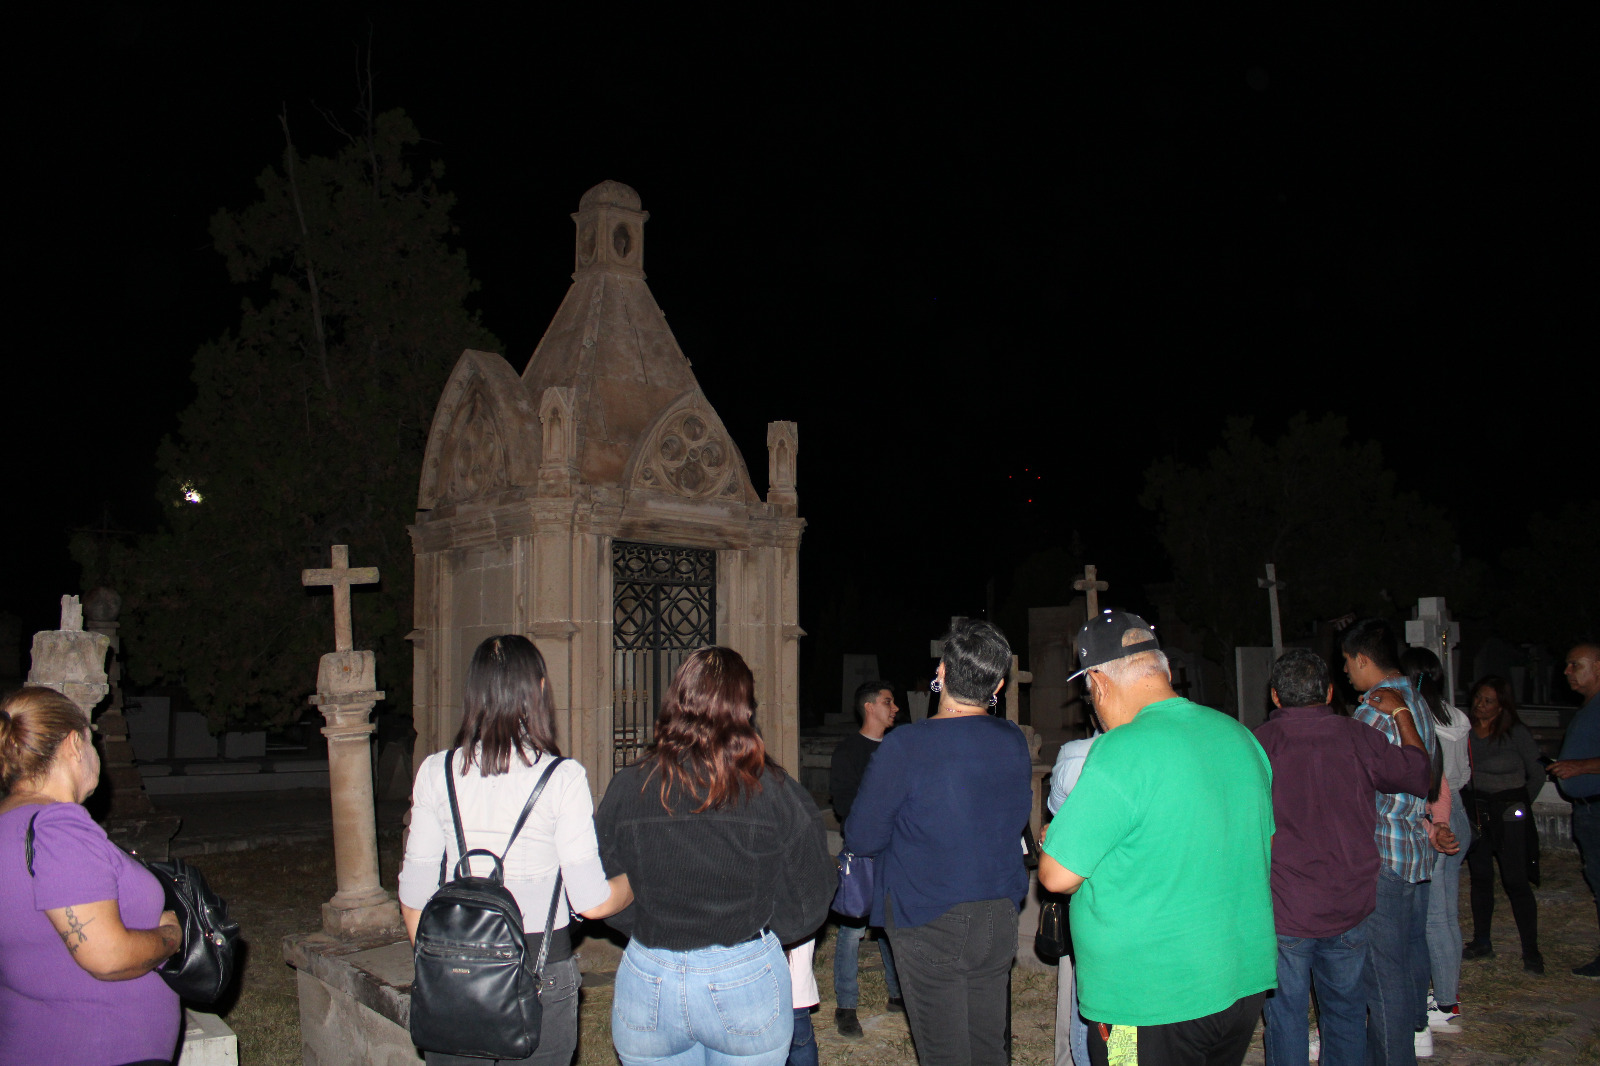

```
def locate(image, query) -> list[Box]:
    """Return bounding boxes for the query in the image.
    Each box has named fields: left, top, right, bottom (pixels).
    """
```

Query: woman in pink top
left=0, top=686, right=183, bottom=1065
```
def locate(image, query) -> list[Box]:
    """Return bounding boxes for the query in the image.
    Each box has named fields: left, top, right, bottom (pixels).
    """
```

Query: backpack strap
left=533, top=871, right=565, bottom=979
left=441, top=751, right=568, bottom=882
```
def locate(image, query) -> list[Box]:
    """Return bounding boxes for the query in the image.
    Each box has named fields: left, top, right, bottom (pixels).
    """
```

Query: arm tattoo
left=58, top=906, right=95, bottom=955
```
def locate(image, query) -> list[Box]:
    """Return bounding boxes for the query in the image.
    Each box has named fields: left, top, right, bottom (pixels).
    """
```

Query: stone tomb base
left=285, top=934, right=421, bottom=1066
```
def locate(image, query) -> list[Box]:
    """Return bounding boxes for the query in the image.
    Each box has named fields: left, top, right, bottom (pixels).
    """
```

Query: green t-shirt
left=1042, top=697, right=1277, bottom=1026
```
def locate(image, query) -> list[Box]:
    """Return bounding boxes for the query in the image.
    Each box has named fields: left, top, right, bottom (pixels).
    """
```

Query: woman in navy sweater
left=843, top=619, right=1033, bottom=1066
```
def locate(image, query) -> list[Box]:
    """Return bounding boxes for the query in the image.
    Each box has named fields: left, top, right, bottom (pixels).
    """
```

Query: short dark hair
left=1341, top=618, right=1401, bottom=673
left=454, top=634, right=559, bottom=775
left=853, top=680, right=893, bottom=719
left=1270, top=649, right=1330, bottom=708
left=939, top=619, right=1011, bottom=707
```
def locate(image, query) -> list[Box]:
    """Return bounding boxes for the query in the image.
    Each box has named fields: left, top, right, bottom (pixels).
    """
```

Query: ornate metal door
left=612, top=542, right=716, bottom=770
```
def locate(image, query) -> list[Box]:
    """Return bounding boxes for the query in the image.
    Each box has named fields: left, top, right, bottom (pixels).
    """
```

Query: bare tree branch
left=278, top=106, right=334, bottom=398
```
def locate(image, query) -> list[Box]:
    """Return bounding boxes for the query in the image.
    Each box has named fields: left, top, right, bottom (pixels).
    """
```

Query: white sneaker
left=1414, top=1027, right=1434, bottom=1058
left=1426, top=996, right=1462, bottom=1033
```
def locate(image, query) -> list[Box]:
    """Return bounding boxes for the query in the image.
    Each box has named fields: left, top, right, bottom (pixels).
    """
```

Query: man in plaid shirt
left=1342, top=619, right=1443, bottom=1066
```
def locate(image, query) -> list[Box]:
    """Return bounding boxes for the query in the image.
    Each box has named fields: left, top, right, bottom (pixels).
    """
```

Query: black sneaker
left=1462, top=941, right=1494, bottom=960
left=887, top=997, right=906, bottom=1013
left=1574, top=956, right=1600, bottom=978
left=1524, top=953, right=1545, bottom=976
left=836, top=1008, right=863, bottom=1039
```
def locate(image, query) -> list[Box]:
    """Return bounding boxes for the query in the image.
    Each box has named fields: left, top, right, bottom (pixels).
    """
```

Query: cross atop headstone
left=302, top=545, right=380, bottom=652
left=1405, top=596, right=1461, bottom=707
left=1257, top=563, right=1288, bottom=659
left=1074, top=565, right=1109, bottom=616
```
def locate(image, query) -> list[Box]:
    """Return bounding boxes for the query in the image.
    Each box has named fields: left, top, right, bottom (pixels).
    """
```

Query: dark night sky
left=9, top=7, right=1591, bottom=687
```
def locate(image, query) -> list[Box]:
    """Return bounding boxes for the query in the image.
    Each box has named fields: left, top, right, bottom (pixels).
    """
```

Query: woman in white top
left=1403, top=647, right=1471, bottom=1027
left=398, top=634, right=630, bottom=1066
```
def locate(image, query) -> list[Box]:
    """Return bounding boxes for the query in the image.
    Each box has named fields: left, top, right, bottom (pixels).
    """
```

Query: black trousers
left=1084, top=991, right=1268, bottom=1066
left=888, top=897, right=1018, bottom=1066
left=1464, top=788, right=1540, bottom=959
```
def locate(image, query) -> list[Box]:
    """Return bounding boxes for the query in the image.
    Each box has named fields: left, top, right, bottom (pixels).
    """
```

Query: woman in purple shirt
left=0, top=686, right=183, bottom=1066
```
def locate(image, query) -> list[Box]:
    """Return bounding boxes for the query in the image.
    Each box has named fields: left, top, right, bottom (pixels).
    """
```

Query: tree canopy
left=1140, top=414, right=1479, bottom=669
left=79, top=108, right=499, bottom=730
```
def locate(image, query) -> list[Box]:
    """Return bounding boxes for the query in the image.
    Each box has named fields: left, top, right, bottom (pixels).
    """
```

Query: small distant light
left=180, top=481, right=203, bottom=504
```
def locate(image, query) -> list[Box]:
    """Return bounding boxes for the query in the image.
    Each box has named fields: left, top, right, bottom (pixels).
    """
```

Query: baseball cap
left=1067, top=609, right=1161, bottom=681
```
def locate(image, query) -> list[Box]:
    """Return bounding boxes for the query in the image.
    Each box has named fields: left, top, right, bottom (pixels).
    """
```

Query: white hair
left=1089, top=650, right=1170, bottom=692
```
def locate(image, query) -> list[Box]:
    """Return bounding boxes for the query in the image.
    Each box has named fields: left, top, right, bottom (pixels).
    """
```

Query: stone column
left=309, top=649, right=402, bottom=939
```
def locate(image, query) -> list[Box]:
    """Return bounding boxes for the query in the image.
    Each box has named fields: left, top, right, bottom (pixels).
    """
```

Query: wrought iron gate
left=612, top=542, right=716, bottom=770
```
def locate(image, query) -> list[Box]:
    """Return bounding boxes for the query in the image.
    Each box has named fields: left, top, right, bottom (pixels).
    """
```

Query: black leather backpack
left=408, top=750, right=567, bottom=1059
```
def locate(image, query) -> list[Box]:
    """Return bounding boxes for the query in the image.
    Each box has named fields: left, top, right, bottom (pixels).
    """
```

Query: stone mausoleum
left=409, top=180, right=804, bottom=794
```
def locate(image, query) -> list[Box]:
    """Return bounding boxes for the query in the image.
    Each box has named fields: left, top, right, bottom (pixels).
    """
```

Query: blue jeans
left=1573, top=803, right=1600, bottom=934
left=1262, top=922, right=1368, bottom=1066
left=833, top=919, right=901, bottom=1008
left=1054, top=955, right=1090, bottom=1066
left=1425, top=800, right=1471, bottom=1006
left=787, top=1008, right=816, bottom=1066
left=613, top=933, right=793, bottom=1066
left=1364, top=869, right=1430, bottom=1066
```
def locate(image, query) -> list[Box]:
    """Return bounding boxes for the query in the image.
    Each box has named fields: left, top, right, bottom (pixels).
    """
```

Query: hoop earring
left=930, top=678, right=942, bottom=694
left=988, top=693, right=999, bottom=708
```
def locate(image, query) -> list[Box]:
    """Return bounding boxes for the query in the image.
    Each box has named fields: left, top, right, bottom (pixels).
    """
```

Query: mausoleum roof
left=578, top=179, right=642, bottom=211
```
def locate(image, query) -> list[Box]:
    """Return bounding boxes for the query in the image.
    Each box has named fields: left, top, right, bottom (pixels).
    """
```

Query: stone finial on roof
left=572, top=180, right=649, bottom=279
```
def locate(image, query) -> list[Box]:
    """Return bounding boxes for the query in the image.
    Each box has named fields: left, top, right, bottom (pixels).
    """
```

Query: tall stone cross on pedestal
left=1258, top=563, right=1287, bottom=660
left=301, top=545, right=401, bottom=939
left=1074, top=565, right=1109, bottom=616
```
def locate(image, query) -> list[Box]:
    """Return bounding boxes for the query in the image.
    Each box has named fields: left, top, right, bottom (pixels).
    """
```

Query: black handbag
left=1035, top=895, right=1069, bottom=959
left=143, top=856, right=241, bottom=1003
left=25, top=813, right=240, bottom=1004
left=409, top=751, right=567, bottom=1059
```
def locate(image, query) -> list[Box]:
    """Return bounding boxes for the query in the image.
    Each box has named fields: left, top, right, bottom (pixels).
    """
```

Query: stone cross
left=1405, top=597, right=1461, bottom=708
left=1074, top=565, right=1109, bottom=616
left=302, top=545, right=380, bottom=652
left=1257, top=563, right=1287, bottom=659
left=302, top=545, right=400, bottom=939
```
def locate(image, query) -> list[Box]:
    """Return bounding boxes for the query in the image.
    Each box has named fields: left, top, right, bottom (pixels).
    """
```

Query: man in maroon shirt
left=1254, top=649, right=1431, bottom=1066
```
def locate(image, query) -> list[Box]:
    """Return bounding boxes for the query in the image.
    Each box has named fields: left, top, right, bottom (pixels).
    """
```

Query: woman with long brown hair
left=1460, top=675, right=1546, bottom=973
left=398, top=634, right=630, bottom=1066
left=596, top=646, right=835, bottom=1066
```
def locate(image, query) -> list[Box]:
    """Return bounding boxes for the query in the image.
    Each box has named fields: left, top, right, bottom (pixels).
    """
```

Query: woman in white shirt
left=398, top=634, right=630, bottom=1066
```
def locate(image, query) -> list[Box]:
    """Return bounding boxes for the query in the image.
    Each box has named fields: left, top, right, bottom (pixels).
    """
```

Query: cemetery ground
left=181, top=793, right=1600, bottom=1066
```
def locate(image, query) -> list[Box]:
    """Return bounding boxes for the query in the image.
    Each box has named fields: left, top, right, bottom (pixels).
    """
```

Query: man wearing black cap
left=1038, top=611, right=1276, bottom=1066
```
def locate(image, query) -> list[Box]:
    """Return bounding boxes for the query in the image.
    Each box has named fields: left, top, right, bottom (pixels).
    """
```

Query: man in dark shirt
left=1549, top=642, right=1600, bottom=976
left=1254, top=649, right=1431, bottom=1066
left=829, top=680, right=903, bottom=1037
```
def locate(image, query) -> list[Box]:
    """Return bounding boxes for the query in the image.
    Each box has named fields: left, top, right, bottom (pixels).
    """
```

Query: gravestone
left=838, top=654, right=881, bottom=722
left=1404, top=596, right=1461, bottom=707
left=1258, top=564, right=1287, bottom=660
left=171, top=713, right=218, bottom=759
left=125, top=696, right=171, bottom=761
left=1028, top=603, right=1088, bottom=739
left=1235, top=646, right=1274, bottom=728
left=905, top=690, right=930, bottom=721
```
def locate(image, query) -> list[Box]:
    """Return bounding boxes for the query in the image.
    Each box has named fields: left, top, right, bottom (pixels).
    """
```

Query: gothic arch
left=623, top=388, right=759, bottom=504
left=418, top=350, right=540, bottom=509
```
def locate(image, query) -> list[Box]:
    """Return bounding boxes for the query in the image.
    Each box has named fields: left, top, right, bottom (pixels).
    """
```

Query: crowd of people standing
left=4, top=621, right=1597, bottom=1066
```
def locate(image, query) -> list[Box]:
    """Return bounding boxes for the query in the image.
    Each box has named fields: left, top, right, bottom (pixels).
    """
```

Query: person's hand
left=1429, top=822, right=1460, bottom=855
left=1364, top=688, right=1410, bottom=717
left=1039, top=821, right=1049, bottom=843
left=1549, top=758, right=1600, bottom=780
left=157, top=911, right=183, bottom=956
